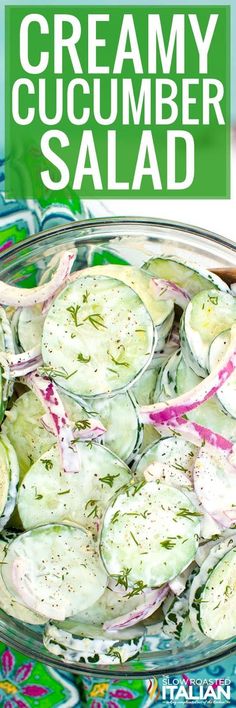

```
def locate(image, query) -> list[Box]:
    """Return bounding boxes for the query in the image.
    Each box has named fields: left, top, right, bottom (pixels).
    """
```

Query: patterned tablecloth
left=0, top=641, right=236, bottom=707
left=0, top=187, right=235, bottom=706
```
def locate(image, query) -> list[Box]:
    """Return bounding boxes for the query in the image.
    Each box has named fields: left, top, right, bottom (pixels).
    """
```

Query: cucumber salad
left=1, top=248, right=236, bottom=666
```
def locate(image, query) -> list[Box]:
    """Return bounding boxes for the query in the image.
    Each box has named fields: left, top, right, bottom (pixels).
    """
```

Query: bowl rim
left=0, top=622, right=236, bottom=678
left=0, top=214, right=236, bottom=259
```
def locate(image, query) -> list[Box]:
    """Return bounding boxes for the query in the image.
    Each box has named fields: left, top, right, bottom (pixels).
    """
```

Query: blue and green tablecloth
left=0, top=641, right=236, bottom=706
left=0, top=189, right=235, bottom=706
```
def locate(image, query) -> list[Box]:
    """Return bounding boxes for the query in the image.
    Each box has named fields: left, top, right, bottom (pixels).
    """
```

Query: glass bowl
left=1, top=216, right=236, bottom=678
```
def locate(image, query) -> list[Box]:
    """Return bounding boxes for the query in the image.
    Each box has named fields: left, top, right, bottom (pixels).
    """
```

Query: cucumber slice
left=0, top=434, right=19, bottom=531
left=58, top=387, right=142, bottom=463
left=71, top=264, right=174, bottom=329
left=51, top=586, right=146, bottom=634
left=132, top=358, right=163, bottom=452
left=155, top=310, right=174, bottom=343
left=139, top=424, right=160, bottom=454
left=100, top=482, right=200, bottom=587
left=44, top=620, right=144, bottom=665
left=181, top=290, right=236, bottom=375
left=134, top=436, right=196, bottom=481
left=200, top=548, right=236, bottom=640
left=42, top=275, right=156, bottom=397
left=17, top=442, right=131, bottom=534
left=195, top=535, right=224, bottom=567
left=144, top=607, right=165, bottom=636
left=1, top=524, right=107, bottom=621
left=142, top=464, right=193, bottom=495
left=176, top=355, right=236, bottom=441
left=209, top=330, right=236, bottom=418
left=0, top=539, right=45, bottom=624
left=132, top=362, right=161, bottom=407
left=163, top=568, right=197, bottom=642
left=143, top=256, right=229, bottom=296
left=150, top=333, right=181, bottom=404
left=87, top=392, right=142, bottom=463
left=3, top=390, right=55, bottom=481
left=17, top=305, right=44, bottom=351
left=189, top=536, right=236, bottom=639
left=154, top=350, right=181, bottom=402
left=176, top=353, right=201, bottom=394
left=180, top=314, right=204, bottom=378
left=132, top=341, right=173, bottom=406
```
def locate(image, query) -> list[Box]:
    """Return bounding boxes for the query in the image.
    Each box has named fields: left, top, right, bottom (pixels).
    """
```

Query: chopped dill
left=42, top=459, right=53, bottom=471
left=85, top=499, right=99, bottom=518
left=84, top=313, right=106, bottom=330
left=66, top=304, right=80, bottom=327
left=125, top=580, right=147, bottom=598
left=83, top=290, right=90, bottom=303
left=176, top=507, right=202, bottom=521
left=130, top=531, right=140, bottom=546
left=107, top=350, right=129, bottom=368
left=160, top=538, right=176, bottom=550
left=116, top=567, right=131, bottom=590
left=77, top=353, right=91, bottom=363
left=99, top=473, right=120, bottom=488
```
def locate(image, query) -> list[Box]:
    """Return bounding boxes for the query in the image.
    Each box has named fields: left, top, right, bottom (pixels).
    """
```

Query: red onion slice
left=212, top=510, right=236, bottom=527
left=151, top=415, right=233, bottom=454
left=103, top=585, right=168, bottom=632
left=7, top=347, right=42, bottom=376
left=151, top=278, right=190, bottom=309
left=73, top=419, right=106, bottom=440
left=41, top=412, right=106, bottom=441
left=0, top=250, right=76, bottom=307
left=140, top=324, right=236, bottom=426
left=22, top=372, right=80, bottom=474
